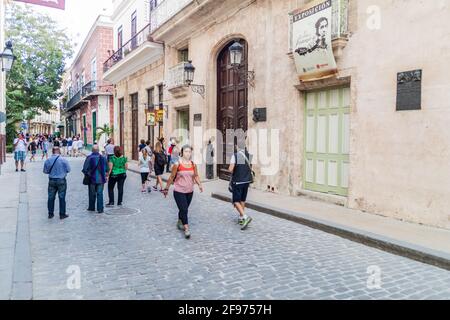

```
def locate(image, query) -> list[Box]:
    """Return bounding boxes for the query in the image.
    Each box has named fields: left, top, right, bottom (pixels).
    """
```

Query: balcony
left=166, top=62, right=189, bottom=98
left=82, top=81, right=113, bottom=99
left=150, top=0, right=193, bottom=32
left=103, top=23, right=163, bottom=83
left=65, top=90, right=86, bottom=112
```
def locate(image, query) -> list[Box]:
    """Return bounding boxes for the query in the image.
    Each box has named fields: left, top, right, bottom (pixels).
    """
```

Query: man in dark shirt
left=82, top=145, right=108, bottom=214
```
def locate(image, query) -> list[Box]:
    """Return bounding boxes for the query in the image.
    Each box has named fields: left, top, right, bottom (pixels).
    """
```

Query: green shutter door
left=92, top=111, right=97, bottom=145
left=304, top=87, right=350, bottom=196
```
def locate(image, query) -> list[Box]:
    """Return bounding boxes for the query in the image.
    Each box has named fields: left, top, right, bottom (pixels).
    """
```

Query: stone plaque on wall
left=194, top=113, right=202, bottom=126
left=396, top=70, right=422, bottom=111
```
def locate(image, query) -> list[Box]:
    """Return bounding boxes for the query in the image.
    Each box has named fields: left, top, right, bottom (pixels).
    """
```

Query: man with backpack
left=43, top=147, right=71, bottom=220
left=228, top=136, right=255, bottom=230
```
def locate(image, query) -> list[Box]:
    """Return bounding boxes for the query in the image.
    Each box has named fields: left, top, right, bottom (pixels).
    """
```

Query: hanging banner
left=156, top=110, right=164, bottom=123
left=291, top=0, right=337, bottom=81
left=145, top=110, right=155, bottom=126
left=14, top=0, right=65, bottom=10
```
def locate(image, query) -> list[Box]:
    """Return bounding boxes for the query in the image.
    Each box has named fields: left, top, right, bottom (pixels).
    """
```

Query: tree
left=96, top=124, right=114, bottom=142
left=5, top=4, right=73, bottom=144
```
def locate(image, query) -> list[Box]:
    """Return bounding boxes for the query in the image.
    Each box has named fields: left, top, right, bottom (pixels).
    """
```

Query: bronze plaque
left=396, top=70, right=422, bottom=111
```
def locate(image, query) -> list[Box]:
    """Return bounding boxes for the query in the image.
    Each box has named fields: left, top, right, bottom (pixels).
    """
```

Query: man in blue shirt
left=82, top=145, right=108, bottom=214
left=43, top=147, right=71, bottom=219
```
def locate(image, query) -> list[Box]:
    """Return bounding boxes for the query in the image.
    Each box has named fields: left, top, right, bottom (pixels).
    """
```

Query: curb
left=11, top=172, right=33, bottom=300
left=211, top=192, right=450, bottom=271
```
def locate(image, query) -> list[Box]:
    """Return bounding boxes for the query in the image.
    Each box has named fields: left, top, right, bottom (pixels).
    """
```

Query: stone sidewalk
left=0, top=156, right=23, bottom=299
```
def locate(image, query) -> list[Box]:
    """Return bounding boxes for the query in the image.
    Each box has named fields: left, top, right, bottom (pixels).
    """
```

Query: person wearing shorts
left=228, top=138, right=254, bottom=230
left=139, top=148, right=151, bottom=193
left=13, top=133, right=27, bottom=172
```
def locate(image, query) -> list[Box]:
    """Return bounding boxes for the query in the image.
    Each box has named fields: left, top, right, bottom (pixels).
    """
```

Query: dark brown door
left=217, top=39, right=248, bottom=180
left=119, top=98, right=124, bottom=152
left=131, top=93, right=139, bottom=161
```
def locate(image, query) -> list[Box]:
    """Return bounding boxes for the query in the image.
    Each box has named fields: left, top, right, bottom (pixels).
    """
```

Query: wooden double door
left=131, top=93, right=139, bottom=161
left=217, top=39, right=248, bottom=180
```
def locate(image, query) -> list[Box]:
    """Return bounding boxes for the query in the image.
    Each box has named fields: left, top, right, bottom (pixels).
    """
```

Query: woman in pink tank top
left=163, top=145, right=203, bottom=239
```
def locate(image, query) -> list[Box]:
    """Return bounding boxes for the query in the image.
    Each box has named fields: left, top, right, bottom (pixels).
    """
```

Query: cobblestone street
left=23, top=157, right=450, bottom=300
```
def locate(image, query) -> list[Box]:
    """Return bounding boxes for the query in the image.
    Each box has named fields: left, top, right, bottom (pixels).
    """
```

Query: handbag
left=83, top=158, right=101, bottom=185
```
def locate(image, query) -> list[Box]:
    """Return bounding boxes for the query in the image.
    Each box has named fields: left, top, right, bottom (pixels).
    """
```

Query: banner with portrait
left=291, top=0, right=337, bottom=81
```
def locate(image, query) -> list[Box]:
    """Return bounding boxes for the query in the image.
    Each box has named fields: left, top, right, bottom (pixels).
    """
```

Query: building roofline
left=70, top=14, right=114, bottom=69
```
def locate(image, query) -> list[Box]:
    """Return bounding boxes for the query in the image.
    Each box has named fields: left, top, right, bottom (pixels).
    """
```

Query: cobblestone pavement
left=25, top=157, right=450, bottom=300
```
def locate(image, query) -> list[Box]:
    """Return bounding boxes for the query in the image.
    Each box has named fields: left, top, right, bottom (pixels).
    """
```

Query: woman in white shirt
left=139, top=148, right=152, bottom=193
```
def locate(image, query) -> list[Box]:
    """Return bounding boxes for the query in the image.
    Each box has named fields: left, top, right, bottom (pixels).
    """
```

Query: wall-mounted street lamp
left=0, top=41, right=16, bottom=73
left=229, top=40, right=255, bottom=87
left=184, top=60, right=205, bottom=99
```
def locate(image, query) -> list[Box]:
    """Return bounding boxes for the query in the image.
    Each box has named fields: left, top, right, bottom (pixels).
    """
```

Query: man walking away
left=82, top=145, right=108, bottom=214
left=13, top=133, right=27, bottom=172
left=67, top=136, right=73, bottom=157
left=43, top=147, right=71, bottom=220
left=104, top=139, right=115, bottom=162
left=228, top=137, right=254, bottom=230
left=61, top=137, right=68, bottom=156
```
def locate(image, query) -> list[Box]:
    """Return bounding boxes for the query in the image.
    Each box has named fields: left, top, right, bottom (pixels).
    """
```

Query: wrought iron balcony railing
left=103, top=23, right=153, bottom=73
left=103, top=0, right=193, bottom=74
left=65, top=90, right=82, bottom=111
left=82, top=81, right=113, bottom=98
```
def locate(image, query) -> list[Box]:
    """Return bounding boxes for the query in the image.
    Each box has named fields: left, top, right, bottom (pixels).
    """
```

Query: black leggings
left=173, top=191, right=193, bottom=225
left=108, top=174, right=126, bottom=205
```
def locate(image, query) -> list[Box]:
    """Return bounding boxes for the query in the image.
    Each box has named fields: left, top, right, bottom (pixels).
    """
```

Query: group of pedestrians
left=41, top=135, right=254, bottom=239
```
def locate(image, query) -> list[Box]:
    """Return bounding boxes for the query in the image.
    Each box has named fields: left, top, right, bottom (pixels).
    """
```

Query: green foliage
left=96, top=124, right=114, bottom=141
left=5, top=4, right=73, bottom=144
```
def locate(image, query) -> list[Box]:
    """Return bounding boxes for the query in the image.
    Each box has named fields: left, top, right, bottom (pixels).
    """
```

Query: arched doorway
left=216, top=39, right=248, bottom=180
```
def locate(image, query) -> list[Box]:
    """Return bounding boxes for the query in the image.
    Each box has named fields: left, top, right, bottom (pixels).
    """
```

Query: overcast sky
left=16, top=0, right=114, bottom=65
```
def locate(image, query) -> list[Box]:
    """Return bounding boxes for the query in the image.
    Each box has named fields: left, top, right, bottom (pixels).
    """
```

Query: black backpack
left=156, top=152, right=167, bottom=166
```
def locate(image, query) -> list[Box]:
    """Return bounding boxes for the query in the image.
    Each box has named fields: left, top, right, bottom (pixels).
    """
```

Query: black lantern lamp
left=184, top=60, right=195, bottom=86
left=228, top=39, right=255, bottom=87
left=1, top=41, right=16, bottom=73
left=229, top=40, right=243, bottom=67
left=184, top=60, right=205, bottom=99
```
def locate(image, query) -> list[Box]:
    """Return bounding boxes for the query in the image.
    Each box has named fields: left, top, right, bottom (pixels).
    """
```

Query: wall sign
left=193, top=114, right=202, bottom=126
left=396, top=70, right=422, bottom=111
left=290, top=0, right=337, bottom=82
left=253, top=108, right=267, bottom=122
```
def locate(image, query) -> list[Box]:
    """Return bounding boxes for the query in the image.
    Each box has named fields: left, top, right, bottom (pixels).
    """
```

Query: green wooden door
left=92, top=111, right=97, bottom=145
left=304, top=87, right=350, bottom=196
left=83, top=115, right=87, bottom=146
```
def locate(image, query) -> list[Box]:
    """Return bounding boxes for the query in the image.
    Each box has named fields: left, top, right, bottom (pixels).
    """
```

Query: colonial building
left=63, top=14, right=114, bottom=150
left=143, top=0, right=450, bottom=230
left=28, top=108, right=60, bottom=135
left=103, top=0, right=183, bottom=161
